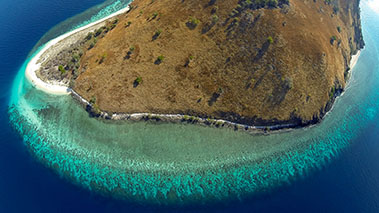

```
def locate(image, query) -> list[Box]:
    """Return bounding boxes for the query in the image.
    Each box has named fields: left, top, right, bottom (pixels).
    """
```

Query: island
left=28, top=0, right=364, bottom=131
left=13, top=0, right=377, bottom=204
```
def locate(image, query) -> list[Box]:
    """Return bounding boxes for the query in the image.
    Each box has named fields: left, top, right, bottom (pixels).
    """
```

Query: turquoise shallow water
left=7, top=0, right=379, bottom=205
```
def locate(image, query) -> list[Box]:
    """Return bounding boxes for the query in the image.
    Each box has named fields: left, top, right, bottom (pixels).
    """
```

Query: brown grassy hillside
left=72, top=0, right=364, bottom=127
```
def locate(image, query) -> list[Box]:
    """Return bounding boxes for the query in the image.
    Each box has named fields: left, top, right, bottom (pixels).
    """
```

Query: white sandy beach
left=25, top=6, right=130, bottom=95
left=350, top=50, right=361, bottom=70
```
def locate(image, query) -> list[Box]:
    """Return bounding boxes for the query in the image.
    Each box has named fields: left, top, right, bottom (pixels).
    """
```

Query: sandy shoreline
left=25, top=6, right=130, bottom=95
left=350, top=50, right=361, bottom=70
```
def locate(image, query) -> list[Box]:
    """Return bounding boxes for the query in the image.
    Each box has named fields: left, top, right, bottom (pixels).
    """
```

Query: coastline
left=70, top=50, right=361, bottom=134
left=350, top=51, right=361, bottom=70
left=25, top=6, right=130, bottom=95
left=24, top=6, right=361, bottom=133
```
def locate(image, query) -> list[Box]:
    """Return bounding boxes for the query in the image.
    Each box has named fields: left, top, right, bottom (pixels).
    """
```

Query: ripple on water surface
left=8, top=1, right=379, bottom=205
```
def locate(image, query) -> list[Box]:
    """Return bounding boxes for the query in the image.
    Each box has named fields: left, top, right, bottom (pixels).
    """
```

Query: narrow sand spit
left=25, top=6, right=130, bottom=95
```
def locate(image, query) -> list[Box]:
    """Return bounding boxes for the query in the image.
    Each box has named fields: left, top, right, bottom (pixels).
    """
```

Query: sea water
left=3, top=0, right=379, bottom=212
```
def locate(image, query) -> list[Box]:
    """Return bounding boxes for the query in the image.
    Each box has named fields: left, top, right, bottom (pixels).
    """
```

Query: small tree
left=133, top=77, right=143, bottom=87
left=89, top=42, right=95, bottom=49
left=337, top=26, right=341, bottom=33
left=152, top=29, right=162, bottom=40
left=125, top=21, right=132, bottom=27
left=95, top=28, right=103, bottom=37
left=152, top=12, right=158, bottom=19
left=85, top=32, right=93, bottom=40
left=155, top=55, right=165, bottom=65
left=136, top=77, right=142, bottom=84
left=186, top=17, right=200, bottom=29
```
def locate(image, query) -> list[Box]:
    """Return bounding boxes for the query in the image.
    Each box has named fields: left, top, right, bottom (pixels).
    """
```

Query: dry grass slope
left=71, top=0, right=363, bottom=127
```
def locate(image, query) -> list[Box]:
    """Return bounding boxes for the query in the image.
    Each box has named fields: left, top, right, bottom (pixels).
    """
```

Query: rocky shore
left=70, top=89, right=298, bottom=134
left=69, top=48, right=359, bottom=135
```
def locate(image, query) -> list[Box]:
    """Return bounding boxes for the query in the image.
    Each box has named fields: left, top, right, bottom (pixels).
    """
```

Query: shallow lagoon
left=5, top=0, right=379, bottom=210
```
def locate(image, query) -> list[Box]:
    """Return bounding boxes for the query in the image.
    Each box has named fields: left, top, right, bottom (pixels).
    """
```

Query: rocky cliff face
left=67, top=0, right=363, bottom=127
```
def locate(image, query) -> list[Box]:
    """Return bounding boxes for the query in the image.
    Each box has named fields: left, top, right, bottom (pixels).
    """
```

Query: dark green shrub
left=89, top=96, right=96, bottom=104
left=133, top=77, right=143, bottom=87
left=85, top=32, right=93, bottom=40
left=95, top=28, right=103, bottom=37
left=152, top=29, right=162, bottom=40
left=58, top=65, right=66, bottom=74
left=152, top=12, right=158, bottom=19
left=186, top=17, right=200, bottom=29
left=155, top=55, right=165, bottom=64
left=125, top=21, right=132, bottom=27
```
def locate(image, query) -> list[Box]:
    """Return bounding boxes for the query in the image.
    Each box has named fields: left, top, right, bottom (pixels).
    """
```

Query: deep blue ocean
left=1, top=0, right=379, bottom=212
